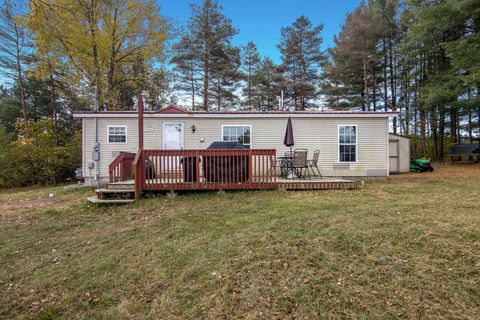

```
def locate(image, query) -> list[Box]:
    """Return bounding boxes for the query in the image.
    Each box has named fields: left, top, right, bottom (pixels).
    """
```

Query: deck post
left=248, top=149, right=253, bottom=188
left=135, top=93, right=144, bottom=201
left=137, top=92, right=144, bottom=150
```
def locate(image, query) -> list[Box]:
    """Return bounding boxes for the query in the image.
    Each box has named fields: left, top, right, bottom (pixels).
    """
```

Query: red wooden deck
left=95, top=96, right=355, bottom=204
left=131, top=149, right=277, bottom=198
left=108, top=149, right=356, bottom=198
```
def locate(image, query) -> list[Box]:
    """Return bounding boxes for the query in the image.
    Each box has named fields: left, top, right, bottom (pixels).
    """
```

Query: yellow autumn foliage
left=27, top=0, right=168, bottom=109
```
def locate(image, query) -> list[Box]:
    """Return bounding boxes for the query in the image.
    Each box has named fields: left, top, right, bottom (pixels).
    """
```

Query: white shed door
left=163, top=123, right=184, bottom=149
left=389, top=140, right=400, bottom=173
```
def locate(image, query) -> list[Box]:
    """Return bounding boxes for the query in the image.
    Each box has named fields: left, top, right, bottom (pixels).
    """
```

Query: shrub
left=0, top=120, right=81, bottom=188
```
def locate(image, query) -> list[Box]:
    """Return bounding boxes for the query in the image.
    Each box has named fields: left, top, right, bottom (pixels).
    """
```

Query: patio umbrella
left=283, top=116, right=294, bottom=155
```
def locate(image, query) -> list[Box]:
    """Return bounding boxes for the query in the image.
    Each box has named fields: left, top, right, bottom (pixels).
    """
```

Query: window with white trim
left=108, top=126, right=127, bottom=143
left=339, top=125, right=356, bottom=162
left=222, top=125, right=251, bottom=148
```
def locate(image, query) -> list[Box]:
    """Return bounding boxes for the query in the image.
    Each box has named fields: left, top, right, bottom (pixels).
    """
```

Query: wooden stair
left=88, top=180, right=136, bottom=204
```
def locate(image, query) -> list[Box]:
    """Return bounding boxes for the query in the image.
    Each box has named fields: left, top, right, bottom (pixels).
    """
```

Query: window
left=222, top=125, right=251, bottom=148
left=339, top=125, right=356, bottom=162
left=108, top=126, right=127, bottom=143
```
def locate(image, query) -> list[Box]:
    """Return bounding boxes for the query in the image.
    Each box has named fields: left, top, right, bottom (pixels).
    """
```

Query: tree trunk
left=217, top=77, right=221, bottom=111
left=431, top=107, right=438, bottom=160
left=247, top=68, right=252, bottom=110
left=413, top=100, right=418, bottom=155
left=404, top=61, right=410, bottom=135
left=13, top=22, right=28, bottom=124
left=362, top=57, right=369, bottom=111
left=203, top=59, right=209, bottom=111
left=50, top=75, right=59, bottom=146
left=438, top=104, right=446, bottom=161
left=383, top=38, right=388, bottom=112
left=478, top=105, right=480, bottom=147
left=107, top=3, right=119, bottom=108
left=389, top=37, right=397, bottom=134
left=468, top=107, right=473, bottom=143
left=190, top=60, right=195, bottom=110
left=85, top=2, right=102, bottom=110
left=450, top=106, right=457, bottom=143
left=420, top=107, right=427, bottom=157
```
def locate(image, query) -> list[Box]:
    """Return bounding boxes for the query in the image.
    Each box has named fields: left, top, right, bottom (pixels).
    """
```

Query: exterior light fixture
left=191, top=125, right=196, bottom=133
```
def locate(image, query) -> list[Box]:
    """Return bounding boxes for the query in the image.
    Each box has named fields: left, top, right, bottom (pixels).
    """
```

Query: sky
left=158, top=0, right=363, bottom=62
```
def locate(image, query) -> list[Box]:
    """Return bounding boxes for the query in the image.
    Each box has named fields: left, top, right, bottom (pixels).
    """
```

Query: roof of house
left=447, top=144, right=480, bottom=154
left=73, top=105, right=398, bottom=119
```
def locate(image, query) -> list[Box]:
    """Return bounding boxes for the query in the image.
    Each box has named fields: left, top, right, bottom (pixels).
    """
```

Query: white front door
left=163, top=123, right=184, bottom=149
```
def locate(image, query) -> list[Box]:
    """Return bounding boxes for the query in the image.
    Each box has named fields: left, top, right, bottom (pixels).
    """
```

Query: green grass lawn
left=1, top=165, right=480, bottom=319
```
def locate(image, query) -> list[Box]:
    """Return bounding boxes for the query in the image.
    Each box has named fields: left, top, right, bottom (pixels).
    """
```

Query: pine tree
left=256, top=58, right=284, bottom=109
left=241, top=41, right=261, bottom=109
left=186, top=0, right=238, bottom=111
left=0, top=0, right=31, bottom=124
left=209, top=45, right=241, bottom=110
left=278, top=15, right=326, bottom=110
left=171, top=34, right=201, bottom=110
left=326, top=4, right=382, bottom=111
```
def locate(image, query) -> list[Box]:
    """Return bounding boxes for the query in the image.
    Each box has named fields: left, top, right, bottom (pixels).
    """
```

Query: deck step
left=87, top=196, right=135, bottom=204
left=106, top=183, right=135, bottom=190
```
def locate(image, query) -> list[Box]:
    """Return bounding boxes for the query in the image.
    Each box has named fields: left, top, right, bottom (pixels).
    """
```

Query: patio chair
left=290, top=149, right=310, bottom=179
left=269, top=154, right=283, bottom=178
left=306, top=150, right=322, bottom=178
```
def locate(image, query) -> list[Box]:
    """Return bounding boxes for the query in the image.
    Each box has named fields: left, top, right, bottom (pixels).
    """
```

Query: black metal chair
left=291, top=149, right=310, bottom=179
left=306, top=150, right=322, bottom=178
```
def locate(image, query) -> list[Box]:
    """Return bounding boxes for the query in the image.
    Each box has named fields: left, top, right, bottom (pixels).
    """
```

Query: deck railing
left=108, top=152, right=136, bottom=182
left=133, top=149, right=276, bottom=193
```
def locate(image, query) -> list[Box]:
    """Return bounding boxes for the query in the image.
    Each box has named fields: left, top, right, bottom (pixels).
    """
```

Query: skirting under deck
left=108, top=177, right=357, bottom=192
left=275, top=178, right=356, bottom=190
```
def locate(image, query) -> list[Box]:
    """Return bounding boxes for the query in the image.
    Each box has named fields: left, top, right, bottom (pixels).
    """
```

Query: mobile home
left=73, top=105, right=398, bottom=187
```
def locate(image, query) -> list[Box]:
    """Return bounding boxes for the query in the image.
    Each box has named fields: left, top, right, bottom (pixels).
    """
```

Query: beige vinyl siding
left=83, top=118, right=139, bottom=179
left=82, top=116, right=389, bottom=181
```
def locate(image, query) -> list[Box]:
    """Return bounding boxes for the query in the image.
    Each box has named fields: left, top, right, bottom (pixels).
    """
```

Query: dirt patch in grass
left=1, top=164, right=480, bottom=319
left=0, top=186, right=91, bottom=219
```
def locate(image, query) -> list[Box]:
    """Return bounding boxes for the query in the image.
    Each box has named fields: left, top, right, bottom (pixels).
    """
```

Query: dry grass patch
left=1, top=165, right=480, bottom=319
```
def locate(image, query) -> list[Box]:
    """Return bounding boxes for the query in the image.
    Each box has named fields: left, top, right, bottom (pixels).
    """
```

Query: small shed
left=389, top=133, right=410, bottom=173
left=446, top=144, right=480, bottom=163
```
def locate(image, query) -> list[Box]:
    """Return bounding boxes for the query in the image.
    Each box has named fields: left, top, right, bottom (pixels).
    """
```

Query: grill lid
left=207, top=141, right=247, bottom=149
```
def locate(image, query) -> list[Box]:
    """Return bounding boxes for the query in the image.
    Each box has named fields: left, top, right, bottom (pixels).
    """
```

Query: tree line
left=170, top=1, right=325, bottom=111
left=323, top=0, right=480, bottom=160
left=0, top=0, right=479, bottom=186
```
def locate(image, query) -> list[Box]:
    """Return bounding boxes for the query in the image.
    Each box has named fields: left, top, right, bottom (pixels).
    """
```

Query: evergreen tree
left=325, top=3, right=382, bottom=111
left=209, top=45, right=241, bottom=110
left=184, top=0, right=238, bottom=111
left=0, top=0, right=31, bottom=123
left=256, top=58, right=284, bottom=109
left=278, top=15, right=326, bottom=110
left=241, top=41, right=261, bottom=109
left=171, top=34, right=201, bottom=110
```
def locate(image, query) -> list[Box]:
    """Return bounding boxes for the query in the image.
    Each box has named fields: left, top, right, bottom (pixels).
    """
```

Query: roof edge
left=73, top=110, right=399, bottom=118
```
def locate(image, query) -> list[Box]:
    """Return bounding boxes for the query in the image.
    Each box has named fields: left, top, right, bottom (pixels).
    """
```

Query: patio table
left=278, top=156, right=294, bottom=178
